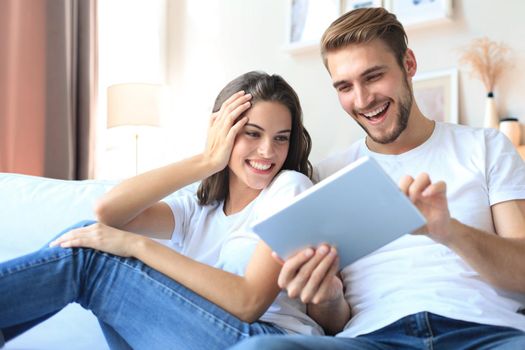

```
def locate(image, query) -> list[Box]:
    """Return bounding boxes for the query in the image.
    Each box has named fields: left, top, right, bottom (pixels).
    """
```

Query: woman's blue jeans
left=0, top=221, right=284, bottom=349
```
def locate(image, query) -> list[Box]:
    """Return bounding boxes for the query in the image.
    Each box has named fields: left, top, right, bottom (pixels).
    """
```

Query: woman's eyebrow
left=245, top=123, right=291, bottom=134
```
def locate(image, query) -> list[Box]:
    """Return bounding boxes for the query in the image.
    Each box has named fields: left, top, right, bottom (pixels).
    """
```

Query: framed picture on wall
left=413, top=68, right=458, bottom=124
left=343, top=0, right=383, bottom=13
left=285, top=0, right=341, bottom=53
left=384, top=0, right=453, bottom=28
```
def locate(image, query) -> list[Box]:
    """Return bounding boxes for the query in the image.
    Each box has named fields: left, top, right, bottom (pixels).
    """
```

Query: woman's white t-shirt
left=163, top=170, right=323, bottom=335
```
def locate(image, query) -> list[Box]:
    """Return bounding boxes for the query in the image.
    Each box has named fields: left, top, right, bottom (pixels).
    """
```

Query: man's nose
left=354, top=85, right=372, bottom=109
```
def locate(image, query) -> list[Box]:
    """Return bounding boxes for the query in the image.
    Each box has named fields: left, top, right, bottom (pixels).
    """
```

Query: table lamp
left=107, top=83, right=162, bottom=175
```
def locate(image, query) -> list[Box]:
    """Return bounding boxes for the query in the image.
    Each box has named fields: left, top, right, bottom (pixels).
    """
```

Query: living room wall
left=165, top=0, right=525, bottom=164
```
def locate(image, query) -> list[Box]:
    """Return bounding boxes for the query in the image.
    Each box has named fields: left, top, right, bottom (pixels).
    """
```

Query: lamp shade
left=107, top=83, right=162, bottom=128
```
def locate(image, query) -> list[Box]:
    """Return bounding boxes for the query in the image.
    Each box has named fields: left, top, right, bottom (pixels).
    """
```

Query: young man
left=231, top=7, right=525, bottom=349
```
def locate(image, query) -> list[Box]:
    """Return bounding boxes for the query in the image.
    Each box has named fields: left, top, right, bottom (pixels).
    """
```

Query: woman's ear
left=404, top=48, right=417, bottom=78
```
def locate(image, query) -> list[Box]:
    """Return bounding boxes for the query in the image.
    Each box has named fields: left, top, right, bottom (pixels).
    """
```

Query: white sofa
left=1, top=172, right=193, bottom=349
left=0, top=172, right=118, bottom=349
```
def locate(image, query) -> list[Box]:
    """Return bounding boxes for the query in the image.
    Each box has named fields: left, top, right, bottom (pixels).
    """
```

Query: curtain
left=0, top=0, right=97, bottom=180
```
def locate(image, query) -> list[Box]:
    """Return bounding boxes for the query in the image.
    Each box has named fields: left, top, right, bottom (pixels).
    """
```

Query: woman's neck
left=224, top=178, right=262, bottom=216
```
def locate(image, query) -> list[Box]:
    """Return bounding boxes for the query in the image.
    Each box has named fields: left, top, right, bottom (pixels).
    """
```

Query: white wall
left=165, top=0, right=525, bottom=164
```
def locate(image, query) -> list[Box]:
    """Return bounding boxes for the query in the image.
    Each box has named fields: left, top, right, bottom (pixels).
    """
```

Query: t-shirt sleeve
left=256, top=170, right=313, bottom=219
left=485, top=129, right=525, bottom=205
left=162, top=193, right=199, bottom=247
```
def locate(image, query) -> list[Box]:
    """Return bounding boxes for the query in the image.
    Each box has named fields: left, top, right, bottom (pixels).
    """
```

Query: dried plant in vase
left=459, top=37, right=512, bottom=129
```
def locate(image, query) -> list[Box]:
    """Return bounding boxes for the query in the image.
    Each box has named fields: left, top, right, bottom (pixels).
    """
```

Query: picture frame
left=412, top=68, right=458, bottom=124
left=285, top=0, right=341, bottom=54
left=384, top=0, right=453, bottom=28
left=342, top=0, right=383, bottom=13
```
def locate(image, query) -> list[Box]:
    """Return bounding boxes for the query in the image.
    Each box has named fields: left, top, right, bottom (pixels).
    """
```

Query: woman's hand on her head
left=49, top=222, right=145, bottom=258
left=204, top=91, right=251, bottom=173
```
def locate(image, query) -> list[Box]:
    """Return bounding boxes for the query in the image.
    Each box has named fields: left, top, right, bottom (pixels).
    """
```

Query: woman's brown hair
left=197, top=71, right=312, bottom=206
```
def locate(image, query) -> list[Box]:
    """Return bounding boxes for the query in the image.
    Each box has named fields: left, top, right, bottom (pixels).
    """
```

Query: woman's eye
left=245, top=131, right=259, bottom=138
left=275, top=135, right=290, bottom=143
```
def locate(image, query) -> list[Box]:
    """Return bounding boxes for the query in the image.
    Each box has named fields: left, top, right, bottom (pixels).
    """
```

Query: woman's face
left=228, top=100, right=292, bottom=194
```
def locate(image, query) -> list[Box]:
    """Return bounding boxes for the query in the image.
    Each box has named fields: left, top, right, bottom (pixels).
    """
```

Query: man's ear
left=404, top=48, right=417, bottom=78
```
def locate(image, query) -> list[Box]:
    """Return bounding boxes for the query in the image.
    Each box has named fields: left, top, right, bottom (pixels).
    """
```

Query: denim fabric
left=0, top=221, right=284, bottom=349
left=230, top=312, right=525, bottom=350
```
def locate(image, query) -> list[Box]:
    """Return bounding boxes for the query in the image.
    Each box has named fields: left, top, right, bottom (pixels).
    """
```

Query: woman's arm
left=95, top=91, right=252, bottom=238
left=95, top=155, right=217, bottom=239
left=50, top=225, right=281, bottom=323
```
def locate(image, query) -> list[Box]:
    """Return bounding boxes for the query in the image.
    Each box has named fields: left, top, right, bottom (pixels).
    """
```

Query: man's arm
left=275, top=245, right=351, bottom=335
left=400, top=173, right=525, bottom=293
left=444, top=200, right=525, bottom=293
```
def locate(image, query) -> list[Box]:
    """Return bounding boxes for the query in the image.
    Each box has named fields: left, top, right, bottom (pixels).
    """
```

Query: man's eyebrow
left=332, top=65, right=388, bottom=89
left=245, top=123, right=291, bottom=134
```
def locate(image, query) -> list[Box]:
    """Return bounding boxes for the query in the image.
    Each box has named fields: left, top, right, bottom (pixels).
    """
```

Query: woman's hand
left=204, top=91, right=252, bottom=172
left=275, top=244, right=344, bottom=305
left=49, top=222, right=144, bottom=258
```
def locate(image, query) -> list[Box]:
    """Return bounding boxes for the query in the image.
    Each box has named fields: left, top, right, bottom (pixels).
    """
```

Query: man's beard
left=357, top=77, right=413, bottom=145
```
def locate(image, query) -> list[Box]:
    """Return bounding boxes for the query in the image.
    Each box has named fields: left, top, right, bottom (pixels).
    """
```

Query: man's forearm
left=445, top=219, right=525, bottom=293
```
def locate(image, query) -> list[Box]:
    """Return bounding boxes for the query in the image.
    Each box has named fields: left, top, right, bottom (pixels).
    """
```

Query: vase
left=499, top=117, right=521, bottom=147
left=484, top=92, right=499, bottom=129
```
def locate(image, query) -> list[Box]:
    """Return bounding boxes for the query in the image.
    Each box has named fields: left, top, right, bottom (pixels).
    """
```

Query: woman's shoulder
left=269, top=170, right=313, bottom=191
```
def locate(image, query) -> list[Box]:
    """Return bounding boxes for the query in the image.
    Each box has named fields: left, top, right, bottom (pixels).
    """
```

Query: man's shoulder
left=313, top=140, right=363, bottom=182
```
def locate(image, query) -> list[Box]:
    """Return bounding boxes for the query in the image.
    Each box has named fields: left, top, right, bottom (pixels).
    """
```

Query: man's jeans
left=230, top=312, right=525, bottom=350
left=0, top=221, right=283, bottom=349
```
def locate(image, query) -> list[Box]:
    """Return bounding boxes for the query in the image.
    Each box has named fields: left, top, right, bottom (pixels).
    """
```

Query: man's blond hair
left=321, top=7, right=408, bottom=69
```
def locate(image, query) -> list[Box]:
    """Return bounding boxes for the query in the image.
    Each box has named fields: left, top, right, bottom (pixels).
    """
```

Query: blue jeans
left=0, top=221, right=284, bottom=349
left=230, top=312, right=525, bottom=350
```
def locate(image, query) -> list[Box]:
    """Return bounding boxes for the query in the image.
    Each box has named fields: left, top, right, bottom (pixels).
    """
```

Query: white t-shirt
left=163, top=170, right=323, bottom=335
left=314, top=122, right=525, bottom=337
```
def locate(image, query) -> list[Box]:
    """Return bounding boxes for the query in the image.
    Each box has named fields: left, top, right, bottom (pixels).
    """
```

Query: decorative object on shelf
left=107, top=83, right=163, bottom=175
left=459, top=37, right=512, bottom=129
left=499, top=117, right=521, bottom=147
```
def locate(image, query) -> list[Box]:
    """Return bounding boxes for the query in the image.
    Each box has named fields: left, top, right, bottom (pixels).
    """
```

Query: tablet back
left=251, top=156, right=426, bottom=267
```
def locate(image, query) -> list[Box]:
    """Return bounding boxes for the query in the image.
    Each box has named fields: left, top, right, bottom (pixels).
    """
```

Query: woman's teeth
left=249, top=160, right=271, bottom=171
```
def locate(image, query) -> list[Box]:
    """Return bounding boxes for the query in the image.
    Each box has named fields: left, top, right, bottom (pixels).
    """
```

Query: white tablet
left=251, top=156, right=426, bottom=267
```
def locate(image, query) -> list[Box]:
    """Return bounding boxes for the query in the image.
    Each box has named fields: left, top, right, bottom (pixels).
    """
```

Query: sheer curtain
left=0, top=0, right=97, bottom=179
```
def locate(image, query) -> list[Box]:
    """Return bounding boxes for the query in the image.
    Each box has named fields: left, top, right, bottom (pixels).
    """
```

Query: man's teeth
left=363, top=103, right=388, bottom=118
left=249, top=161, right=271, bottom=171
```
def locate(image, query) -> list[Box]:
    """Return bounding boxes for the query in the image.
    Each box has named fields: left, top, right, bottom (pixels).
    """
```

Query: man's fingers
left=408, top=173, right=431, bottom=202
left=422, top=181, right=446, bottom=197
left=398, top=175, right=414, bottom=196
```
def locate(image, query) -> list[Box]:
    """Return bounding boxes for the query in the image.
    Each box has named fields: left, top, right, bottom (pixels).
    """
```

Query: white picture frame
left=342, top=0, right=383, bottom=13
left=284, top=0, right=341, bottom=54
left=413, top=68, right=458, bottom=124
left=384, top=0, right=453, bottom=28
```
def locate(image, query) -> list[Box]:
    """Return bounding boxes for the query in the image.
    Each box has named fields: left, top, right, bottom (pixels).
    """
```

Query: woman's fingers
left=299, top=247, right=338, bottom=303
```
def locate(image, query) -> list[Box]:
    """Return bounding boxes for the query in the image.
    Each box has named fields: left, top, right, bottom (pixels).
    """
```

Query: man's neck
left=366, top=105, right=435, bottom=155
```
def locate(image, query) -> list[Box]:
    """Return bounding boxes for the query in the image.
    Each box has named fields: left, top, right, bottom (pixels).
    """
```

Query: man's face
left=326, top=39, right=414, bottom=146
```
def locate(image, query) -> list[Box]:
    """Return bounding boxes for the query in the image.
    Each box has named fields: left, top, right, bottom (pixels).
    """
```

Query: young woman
left=0, top=72, right=330, bottom=349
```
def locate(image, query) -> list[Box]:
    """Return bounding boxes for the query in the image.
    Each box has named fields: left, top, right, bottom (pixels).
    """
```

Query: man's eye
left=338, top=85, right=351, bottom=93
left=367, top=73, right=382, bottom=82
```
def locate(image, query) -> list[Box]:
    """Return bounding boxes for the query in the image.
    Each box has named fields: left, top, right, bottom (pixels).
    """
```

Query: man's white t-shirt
left=314, top=122, right=525, bottom=337
left=163, top=170, right=323, bottom=336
